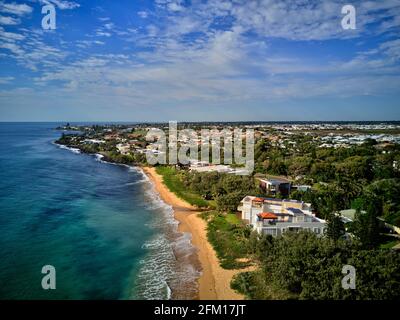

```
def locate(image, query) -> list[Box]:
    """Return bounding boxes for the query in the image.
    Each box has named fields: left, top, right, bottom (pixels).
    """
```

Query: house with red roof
left=238, top=196, right=326, bottom=237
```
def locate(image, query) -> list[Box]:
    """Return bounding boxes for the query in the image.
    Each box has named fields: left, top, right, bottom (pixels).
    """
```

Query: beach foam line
left=54, top=143, right=81, bottom=154
left=124, top=179, right=146, bottom=186
left=94, top=153, right=104, bottom=161
left=53, top=142, right=200, bottom=299
left=132, top=168, right=201, bottom=300
left=141, top=167, right=248, bottom=301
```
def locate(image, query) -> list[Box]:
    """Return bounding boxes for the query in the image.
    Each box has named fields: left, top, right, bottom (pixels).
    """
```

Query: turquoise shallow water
left=0, top=123, right=199, bottom=300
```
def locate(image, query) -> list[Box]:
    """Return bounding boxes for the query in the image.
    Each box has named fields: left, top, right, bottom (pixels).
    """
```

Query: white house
left=116, top=143, right=131, bottom=155
left=238, top=196, right=327, bottom=237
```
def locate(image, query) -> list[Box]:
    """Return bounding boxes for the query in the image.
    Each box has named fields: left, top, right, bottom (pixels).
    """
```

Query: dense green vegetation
left=56, top=132, right=147, bottom=165
left=233, top=231, right=400, bottom=300
left=254, top=138, right=400, bottom=228
left=200, top=211, right=251, bottom=269
left=155, top=166, right=209, bottom=208
left=181, top=171, right=260, bottom=212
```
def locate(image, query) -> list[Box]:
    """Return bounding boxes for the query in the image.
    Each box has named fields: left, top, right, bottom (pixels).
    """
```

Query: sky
left=0, top=0, right=399, bottom=122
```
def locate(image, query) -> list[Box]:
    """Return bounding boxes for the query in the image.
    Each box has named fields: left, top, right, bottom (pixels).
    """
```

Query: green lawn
left=155, top=166, right=209, bottom=208
left=225, top=213, right=242, bottom=225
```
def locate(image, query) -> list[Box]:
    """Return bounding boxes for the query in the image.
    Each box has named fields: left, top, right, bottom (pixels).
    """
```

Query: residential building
left=258, top=177, right=291, bottom=196
left=238, top=196, right=326, bottom=236
left=292, top=185, right=312, bottom=192
left=116, top=143, right=131, bottom=155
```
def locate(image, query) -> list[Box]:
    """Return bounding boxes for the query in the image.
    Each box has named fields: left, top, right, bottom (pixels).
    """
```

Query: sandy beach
left=142, top=166, right=246, bottom=300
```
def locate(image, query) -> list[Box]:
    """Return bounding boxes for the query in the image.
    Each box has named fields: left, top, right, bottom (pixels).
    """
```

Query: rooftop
left=245, top=196, right=304, bottom=205
left=258, top=212, right=278, bottom=219
left=287, top=208, right=304, bottom=215
left=258, top=177, right=290, bottom=183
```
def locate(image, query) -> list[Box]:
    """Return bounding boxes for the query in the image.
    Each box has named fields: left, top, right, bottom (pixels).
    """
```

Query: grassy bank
left=200, top=211, right=252, bottom=270
left=155, top=166, right=209, bottom=208
left=231, top=271, right=295, bottom=300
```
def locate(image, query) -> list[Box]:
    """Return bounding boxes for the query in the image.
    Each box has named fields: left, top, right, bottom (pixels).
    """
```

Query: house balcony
left=257, top=220, right=277, bottom=228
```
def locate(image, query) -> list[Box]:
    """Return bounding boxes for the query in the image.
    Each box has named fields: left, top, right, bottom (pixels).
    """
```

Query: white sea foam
left=56, top=143, right=81, bottom=154
left=94, top=153, right=104, bottom=161
left=165, top=281, right=172, bottom=300
left=53, top=141, right=200, bottom=299
left=128, top=166, right=144, bottom=174
left=131, top=168, right=200, bottom=300
left=124, top=179, right=146, bottom=186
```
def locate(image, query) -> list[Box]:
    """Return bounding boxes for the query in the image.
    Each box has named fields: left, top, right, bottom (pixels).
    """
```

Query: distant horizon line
left=1, top=120, right=400, bottom=124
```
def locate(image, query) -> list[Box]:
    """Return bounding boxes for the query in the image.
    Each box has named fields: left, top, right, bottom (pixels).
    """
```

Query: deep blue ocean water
left=0, top=123, right=199, bottom=300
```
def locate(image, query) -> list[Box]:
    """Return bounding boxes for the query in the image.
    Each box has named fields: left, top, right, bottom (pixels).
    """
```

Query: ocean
left=0, top=123, right=200, bottom=300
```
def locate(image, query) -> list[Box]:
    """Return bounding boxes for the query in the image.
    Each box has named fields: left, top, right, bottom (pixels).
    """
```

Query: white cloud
left=104, top=23, right=114, bottom=30
left=164, top=0, right=400, bottom=41
left=137, top=11, right=148, bottom=19
left=0, top=27, right=25, bottom=41
left=1, top=0, right=400, bottom=116
left=0, top=14, right=20, bottom=25
left=146, top=24, right=159, bottom=37
left=96, top=31, right=111, bottom=37
left=0, top=76, right=14, bottom=84
left=76, top=39, right=105, bottom=48
left=0, top=2, right=33, bottom=16
left=380, top=39, right=400, bottom=61
left=0, top=41, right=23, bottom=54
left=168, top=2, right=184, bottom=12
left=38, top=0, right=80, bottom=10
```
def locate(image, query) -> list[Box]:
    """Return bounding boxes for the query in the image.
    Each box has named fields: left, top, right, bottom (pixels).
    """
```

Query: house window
left=313, top=227, right=321, bottom=234
left=288, top=227, right=301, bottom=232
left=263, top=228, right=277, bottom=236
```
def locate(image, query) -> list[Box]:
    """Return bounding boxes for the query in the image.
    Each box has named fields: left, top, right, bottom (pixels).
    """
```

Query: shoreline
left=142, top=166, right=246, bottom=300
left=53, top=141, right=247, bottom=299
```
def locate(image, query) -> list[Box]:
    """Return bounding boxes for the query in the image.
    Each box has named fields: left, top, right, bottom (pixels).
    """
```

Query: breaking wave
left=130, top=170, right=200, bottom=300
left=55, top=143, right=81, bottom=154
left=52, top=143, right=200, bottom=300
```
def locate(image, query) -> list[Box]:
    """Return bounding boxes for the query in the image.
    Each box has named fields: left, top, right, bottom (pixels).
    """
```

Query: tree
left=254, top=139, right=270, bottom=163
left=335, top=156, right=373, bottom=181
left=247, top=231, right=400, bottom=300
left=364, top=179, right=400, bottom=226
left=287, top=156, right=313, bottom=177
left=215, top=191, right=244, bottom=212
left=326, top=213, right=345, bottom=241
left=351, top=196, right=381, bottom=249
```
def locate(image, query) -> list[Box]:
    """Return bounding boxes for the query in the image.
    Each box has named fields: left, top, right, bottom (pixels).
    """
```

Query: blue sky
left=0, top=0, right=399, bottom=121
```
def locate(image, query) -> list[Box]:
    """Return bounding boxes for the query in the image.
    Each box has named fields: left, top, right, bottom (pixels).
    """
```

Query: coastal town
left=2, top=0, right=400, bottom=307
left=55, top=121, right=400, bottom=300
